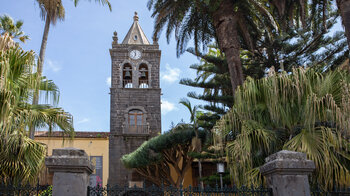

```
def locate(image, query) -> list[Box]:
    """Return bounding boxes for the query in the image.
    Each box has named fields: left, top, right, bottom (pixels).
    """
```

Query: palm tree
left=179, top=98, right=204, bottom=188
left=29, top=0, right=112, bottom=139
left=148, top=0, right=277, bottom=97
left=35, top=0, right=111, bottom=75
left=213, top=67, right=350, bottom=189
left=0, top=15, right=29, bottom=43
left=0, top=33, right=74, bottom=184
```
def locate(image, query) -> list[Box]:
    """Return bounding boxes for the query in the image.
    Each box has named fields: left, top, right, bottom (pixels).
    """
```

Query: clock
left=129, top=50, right=141, bottom=60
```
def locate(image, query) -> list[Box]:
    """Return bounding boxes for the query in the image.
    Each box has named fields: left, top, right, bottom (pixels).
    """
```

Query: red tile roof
left=35, top=131, right=109, bottom=138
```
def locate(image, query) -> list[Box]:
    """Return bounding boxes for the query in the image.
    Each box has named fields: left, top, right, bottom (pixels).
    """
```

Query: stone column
left=45, top=148, right=94, bottom=196
left=260, top=150, right=315, bottom=196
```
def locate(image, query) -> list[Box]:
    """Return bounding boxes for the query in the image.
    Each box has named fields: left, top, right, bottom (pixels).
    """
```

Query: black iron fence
left=87, top=184, right=272, bottom=196
left=0, top=183, right=51, bottom=196
left=311, top=186, right=350, bottom=196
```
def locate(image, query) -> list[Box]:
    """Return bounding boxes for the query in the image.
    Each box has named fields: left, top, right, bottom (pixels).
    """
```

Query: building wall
left=35, top=137, right=109, bottom=186
left=109, top=43, right=162, bottom=185
left=109, top=44, right=162, bottom=135
left=36, top=136, right=206, bottom=188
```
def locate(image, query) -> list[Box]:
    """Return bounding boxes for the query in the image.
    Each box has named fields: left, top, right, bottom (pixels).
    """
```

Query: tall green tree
left=270, top=0, right=350, bottom=53
left=245, top=5, right=348, bottom=73
left=180, top=46, right=232, bottom=131
left=122, top=126, right=205, bottom=187
left=0, top=15, right=29, bottom=43
left=0, top=34, right=74, bottom=184
left=29, top=0, right=112, bottom=139
left=180, top=11, right=348, bottom=129
left=148, top=0, right=277, bottom=97
left=213, top=67, right=350, bottom=189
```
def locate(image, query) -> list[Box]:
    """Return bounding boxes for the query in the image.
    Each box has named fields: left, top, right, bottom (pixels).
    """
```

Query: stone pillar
left=45, top=148, right=94, bottom=196
left=260, top=150, right=315, bottom=196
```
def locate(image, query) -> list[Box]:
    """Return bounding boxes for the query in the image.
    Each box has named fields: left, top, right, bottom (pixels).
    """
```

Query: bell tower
left=108, top=12, right=161, bottom=185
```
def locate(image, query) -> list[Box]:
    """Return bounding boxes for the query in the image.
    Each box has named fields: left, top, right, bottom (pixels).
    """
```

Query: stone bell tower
left=108, top=12, right=161, bottom=186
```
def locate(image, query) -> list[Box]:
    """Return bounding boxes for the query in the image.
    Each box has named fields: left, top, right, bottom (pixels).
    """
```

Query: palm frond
left=213, top=67, right=350, bottom=189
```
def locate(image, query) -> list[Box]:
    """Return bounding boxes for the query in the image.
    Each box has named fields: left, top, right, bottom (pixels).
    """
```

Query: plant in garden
left=147, top=0, right=278, bottom=96
left=0, top=15, right=29, bottom=43
left=0, top=33, right=73, bottom=184
left=30, top=0, right=112, bottom=139
left=270, top=0, right=350, bottom=51
left=264, top=1, right=348, bottom=72
left=39, top=185, right=52, bottom=196
left=122, top=125, right=206, bottom=187
left=179, top=98, right=205, bottom=188
left=180, top=46, right=232, bottom=131
left=213, top=67, right=350, bottom=189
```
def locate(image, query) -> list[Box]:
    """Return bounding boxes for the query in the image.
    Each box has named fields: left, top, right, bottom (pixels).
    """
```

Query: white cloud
left=106, top=77, right=111, bottom=86
left=45, top=59, right=62, bottom=72
left=161, top=64, right=181, bottom=83
left=77, top=118, right=90, bottom=124
left=161, top=100, right=177, bottom=115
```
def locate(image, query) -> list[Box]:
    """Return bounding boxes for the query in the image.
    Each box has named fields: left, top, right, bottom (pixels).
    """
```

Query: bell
left=141, top=71, right=146, bottom=78
left=124, top=71, right=131, bottom=78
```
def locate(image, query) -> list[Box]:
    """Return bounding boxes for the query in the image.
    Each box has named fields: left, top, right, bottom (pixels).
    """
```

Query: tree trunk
left=198, top=159, right=204, bottom=189
left=38, top=14, right=51, bottom=76
left=337, top=0, right=350, bottom=50
left=212, top=0, right=244, bottom=96
left=29, top=15, right=51, bottom=139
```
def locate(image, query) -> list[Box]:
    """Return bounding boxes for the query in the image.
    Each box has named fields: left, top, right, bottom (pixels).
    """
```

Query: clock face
left=129, top=50, right=141, bottom=60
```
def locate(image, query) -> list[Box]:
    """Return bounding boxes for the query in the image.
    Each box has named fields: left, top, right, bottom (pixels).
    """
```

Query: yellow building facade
left=35, top=131, right=214, bottom=188
left=35, top=131, right=109, bottom=186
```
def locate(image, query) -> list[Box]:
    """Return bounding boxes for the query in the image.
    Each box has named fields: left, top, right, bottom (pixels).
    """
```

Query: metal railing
left=139, top=80, right=149, bottom=88
left=123, top=125, right=149, bottom=134
left=123, top=80, right=133, bottom=88
left=0, top=183, right=51, bottom=196
left=88, top=184, right=272, bottom=196
left=312, top=186, right=350, bottom=196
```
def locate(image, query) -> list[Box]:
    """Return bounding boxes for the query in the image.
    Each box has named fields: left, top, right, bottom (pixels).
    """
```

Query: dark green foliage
left=0, top=15, right=29, bottom=43
left=201, top=172, right=231, bottom=187
left=122, top=125, right=207, bottom=186
left=147, top=0, right=215, bottom=57
left=245, top=5, right=348, bottom=73
left=181, top=5, right=348, bottom=131
left=214, top=67, right=350, bottom=188
left=122, top=126, right=204, bottom=169
left=180, top=46, right=232, bottom=133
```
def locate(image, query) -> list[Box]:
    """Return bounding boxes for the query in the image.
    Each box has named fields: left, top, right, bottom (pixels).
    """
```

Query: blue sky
left=2, top=0, right=203, bottom=132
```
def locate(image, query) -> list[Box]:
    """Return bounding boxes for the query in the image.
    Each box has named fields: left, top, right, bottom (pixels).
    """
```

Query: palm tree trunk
left=29, top=15, right=51, bottom=139
left=38, top=14, right=51, bottom=76
left=337, top=0, right=350, bottom=50
left=212, top=0, right=244, bottom=96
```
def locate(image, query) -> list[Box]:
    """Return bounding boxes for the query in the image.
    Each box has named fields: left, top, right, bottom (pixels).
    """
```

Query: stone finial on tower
left=112, top=31, right=118, bottom=45
left=133, top=12, right=139, bottom=22
left=122, top=12, right=150, bottom=44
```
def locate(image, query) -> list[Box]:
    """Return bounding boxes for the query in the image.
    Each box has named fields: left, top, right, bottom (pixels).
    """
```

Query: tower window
left=123, top=64, right=133, bottom=88
left=138, top=64, right=149, bottom=88
left=127, top=109, right=147, bottom=133
left=128, top=110, right=143, bottom=125
left=134, top=35, right=138, bottom=41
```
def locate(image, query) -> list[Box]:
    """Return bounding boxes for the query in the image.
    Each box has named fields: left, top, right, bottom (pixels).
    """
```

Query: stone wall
left=108, top=43, right=161, bottom=185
